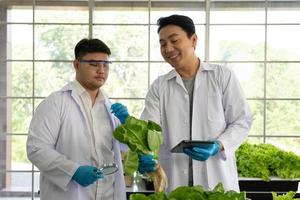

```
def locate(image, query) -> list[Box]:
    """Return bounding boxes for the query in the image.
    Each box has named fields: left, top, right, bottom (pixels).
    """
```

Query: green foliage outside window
left=9, top=10, right=300, bottom=166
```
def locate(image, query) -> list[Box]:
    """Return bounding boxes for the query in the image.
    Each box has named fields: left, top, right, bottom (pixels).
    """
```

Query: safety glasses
left=79, top=59, right=112, bottom=69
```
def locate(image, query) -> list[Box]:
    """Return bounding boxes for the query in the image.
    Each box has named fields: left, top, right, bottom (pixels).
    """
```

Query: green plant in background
left=129, top=183, right=246, bottom=200
left=236, top=143, right=300, bottom=181
left=12, top=137, right=28, bottom=163
left=272, top=191, right=300, bottom=200
left=9, top=7, right=300, bottom=172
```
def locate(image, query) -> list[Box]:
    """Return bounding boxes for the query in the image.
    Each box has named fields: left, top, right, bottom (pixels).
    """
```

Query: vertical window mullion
left=89, top=0, right=94, bottom=38
left=32, top=0, right=36, bottom=199
left=263, top=0, right=268, bottom=143
left=205, top=0, right=210, bottom=62
left=148, top=1, right=151, bottom=90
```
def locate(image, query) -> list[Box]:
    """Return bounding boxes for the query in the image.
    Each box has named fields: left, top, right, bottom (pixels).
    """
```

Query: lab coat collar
left=61, top=82, right=84, bottom=109
left=200, top=61, right=214, bottom=72
left=60, top=81, right=112, bottom=124
left=61, top=80, right=109, bottom=102
left=70, top=80, right=86, bottom=96
left=165, top=69, right=178, bottom=80
left=62, top=81, right=114, bottom=117
left=164, top=60, right=214, bottom=81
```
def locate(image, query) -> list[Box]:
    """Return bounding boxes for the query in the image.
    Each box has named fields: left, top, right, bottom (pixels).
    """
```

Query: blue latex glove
left=138, top=154, right=157, bottom=174
left=72, top=166, right=104, bottom=187
left=183, top=141, right=220, bottom=161
left=111, top=103, right=129, bottom=124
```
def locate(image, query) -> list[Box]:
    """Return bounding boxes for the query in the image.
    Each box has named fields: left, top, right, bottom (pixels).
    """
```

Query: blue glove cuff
left=111, top=103, right=129, bottom=124
left=183, top=141, right=220, bottom=161
left=138, top=154, right=156, bottom=174
left=72, top=166, right=103, bottom=187
left=212, top=141, right=220, bottom=156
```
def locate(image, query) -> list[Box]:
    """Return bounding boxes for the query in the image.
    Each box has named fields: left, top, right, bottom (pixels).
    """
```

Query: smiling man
left=158, top=21, right=198, bottom=79
left=110, top=14, right=252, bottom=192
left=140, top=14, right=253, bottom=192
left=26, top=38, right=127, bottom=200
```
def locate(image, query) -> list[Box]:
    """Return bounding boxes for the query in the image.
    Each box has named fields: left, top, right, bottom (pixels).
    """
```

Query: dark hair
left=157, top=14, right=195, bottom=38
left=74, top=38, right=111, bottom=59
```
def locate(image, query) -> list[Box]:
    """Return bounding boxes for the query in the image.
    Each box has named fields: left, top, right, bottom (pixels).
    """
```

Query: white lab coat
left=26, top=82, right=126, bottom=200
left=141, top=62, right=253, bottom=192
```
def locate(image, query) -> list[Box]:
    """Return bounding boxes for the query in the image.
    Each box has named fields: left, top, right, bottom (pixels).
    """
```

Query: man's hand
left=138, top=154, right=157, bottom=174
left=72, top=166, right=103, bottom=187
left=183, top=141, right=220, bottom=161
left=111, top=103, right=129, bottom=124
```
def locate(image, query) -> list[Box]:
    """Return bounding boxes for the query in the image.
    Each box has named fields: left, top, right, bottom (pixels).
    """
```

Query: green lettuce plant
left=236, top=143, right=300, bottom=181
left=114, top=116, right=167, bottom=191
left=114, top=116, right=162, bottom=156
left=272, top=191, right=300, bottom=200
left=129, top=183, right=246, bottom=200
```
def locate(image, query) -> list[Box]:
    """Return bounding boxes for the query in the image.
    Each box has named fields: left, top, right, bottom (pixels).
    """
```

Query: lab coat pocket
left=207, top=92, right=224, bottom=122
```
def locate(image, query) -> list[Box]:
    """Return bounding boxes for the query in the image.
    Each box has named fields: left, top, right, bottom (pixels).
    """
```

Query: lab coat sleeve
left=217, top=68, right=253, bottom=158
left=26, top=94, right=78, bottom=191
left=140, top=78, right=161, bottom=125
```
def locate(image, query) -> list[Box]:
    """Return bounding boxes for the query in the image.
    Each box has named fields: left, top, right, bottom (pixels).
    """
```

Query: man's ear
left=73, top=59, right=79, bottom=70
left=191, top=33, right=198, bottom=49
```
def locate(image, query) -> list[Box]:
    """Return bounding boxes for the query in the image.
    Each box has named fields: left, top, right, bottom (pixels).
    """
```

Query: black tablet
left=170, top=140, right=214, bottom=153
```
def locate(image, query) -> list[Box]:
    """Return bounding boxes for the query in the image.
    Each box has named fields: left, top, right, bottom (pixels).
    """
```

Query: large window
left=0, top=0, right=299, bottom=199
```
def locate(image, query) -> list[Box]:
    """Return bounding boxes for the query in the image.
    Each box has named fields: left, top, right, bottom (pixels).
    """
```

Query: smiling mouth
left=167, top=52, right=179, bottom=58
left=167, top=54, right=179, bottom=62
left=95, top=77, right=105, bottom=80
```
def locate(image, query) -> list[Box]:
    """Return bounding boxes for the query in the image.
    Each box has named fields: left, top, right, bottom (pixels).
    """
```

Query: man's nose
left=165, top=43, right=174, bottom=53
left=96, top=64, right=105, bottom=72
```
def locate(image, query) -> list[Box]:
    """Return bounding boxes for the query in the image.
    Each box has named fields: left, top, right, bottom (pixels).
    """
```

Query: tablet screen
left=170, top=140, right=214, bottom=153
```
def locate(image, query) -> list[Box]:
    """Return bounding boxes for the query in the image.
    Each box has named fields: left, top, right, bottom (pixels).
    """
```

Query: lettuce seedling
left=114, top=116, right=167, bottom=192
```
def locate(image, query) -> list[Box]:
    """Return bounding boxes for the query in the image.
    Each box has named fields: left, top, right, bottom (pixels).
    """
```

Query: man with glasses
left=27, top=38, right=127, bottom=200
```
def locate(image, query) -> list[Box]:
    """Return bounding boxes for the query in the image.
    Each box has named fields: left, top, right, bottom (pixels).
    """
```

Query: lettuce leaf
left=130, top=192, right=168, bottom=200
left=114, top=116, right=163, bottom=175
left=123, top=150, right=139, bottom=176
left=272, top=191, right=300, bottom=200
left=130, top=194, right=149, bottom=200
left=236, top=143, right=300, bottom=181
left=129, top=183, right=246, bottom=200
left=168, top=185, right=207, bottom=200
left=114, top=117, right=149, bottom=154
